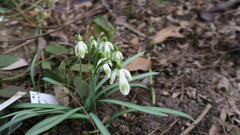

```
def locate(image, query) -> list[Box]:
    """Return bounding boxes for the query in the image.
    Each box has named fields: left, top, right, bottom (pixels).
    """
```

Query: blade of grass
left=89, top=113, right=111, bottom=135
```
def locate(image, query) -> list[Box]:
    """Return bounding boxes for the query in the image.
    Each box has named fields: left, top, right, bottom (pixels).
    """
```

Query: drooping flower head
left=99, top=41, right=114, bottom=58
left=75, top=35, right=88, bottom=59
left=97, top=58, right=113, bottom=78
left=110, top=68, right=132, bottom=95
left=112, top=51, right=123, bottom=64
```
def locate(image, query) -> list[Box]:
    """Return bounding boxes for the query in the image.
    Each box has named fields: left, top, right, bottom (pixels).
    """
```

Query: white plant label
left=0, top=91, right=26, bottom=111
left=30, top=91, right=59, bottom=105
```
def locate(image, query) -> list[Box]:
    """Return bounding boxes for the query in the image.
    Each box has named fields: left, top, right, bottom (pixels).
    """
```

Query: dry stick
left=100, top=0, right=146, bottom=38
left=2, top=39, right=35, bottom=54
left=180, top=104, right=212, bottom=135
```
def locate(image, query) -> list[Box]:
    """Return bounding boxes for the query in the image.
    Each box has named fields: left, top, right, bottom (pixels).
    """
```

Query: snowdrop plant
left=0, top=35, right=193, bottom=135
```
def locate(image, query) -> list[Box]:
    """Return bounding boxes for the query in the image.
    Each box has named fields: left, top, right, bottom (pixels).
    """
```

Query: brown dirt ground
left=1, top=0, right=240, bottom=135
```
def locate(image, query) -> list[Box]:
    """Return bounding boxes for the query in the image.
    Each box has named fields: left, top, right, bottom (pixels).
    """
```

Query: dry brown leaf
left=220, top=107, right=227, bottom=121
left=125, top=57, right=151, bottom=71
left=208, top=124, right=219, bottom=135
left=130, top=37, right=140, bottom=46
left=152, top=26, right=184, bottom=43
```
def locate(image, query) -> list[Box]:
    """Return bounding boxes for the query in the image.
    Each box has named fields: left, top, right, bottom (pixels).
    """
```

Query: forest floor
left=0, top=0, right=240, bottom=135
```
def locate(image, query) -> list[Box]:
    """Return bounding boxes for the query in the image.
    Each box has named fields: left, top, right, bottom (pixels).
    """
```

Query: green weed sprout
left=0, top=35, right=194, bottom=135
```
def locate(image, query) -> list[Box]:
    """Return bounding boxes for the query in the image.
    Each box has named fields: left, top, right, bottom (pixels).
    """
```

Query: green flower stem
left=79, top=58, right=83, bottom=102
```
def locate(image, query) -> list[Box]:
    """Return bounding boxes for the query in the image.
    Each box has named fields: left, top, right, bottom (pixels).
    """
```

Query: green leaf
left=71, top=64, right=93, bottom=72
left=122, top=52, right=144, bottom=67
left=10, top=103, right=68, bottom=109
left=89, top=113, right=111, bottom=135
left=26, top=108, right=80, bottom=135
left=0, top=111, right=43, bottom=132
left=42, top=77, right=64, bottom=86
left=132, top=72, right=159, bottom=80
left=100, top=99, right=194, bottom=121
left=41, top=60, right=52, bottom=70
left=0, top=86, right=27, bottom=98
left=142, top=106, right=194, bottom=121
left=93, top=16, right=115, bottom=40
left=0, top=54, right=19, bottom=67
left=0, top=7, right=8, bottom=14
left=100, top=99, right=167, bottom=117
left=45, top=45, right=69, bottom=55
left=30, top=54, right=39, bottom=90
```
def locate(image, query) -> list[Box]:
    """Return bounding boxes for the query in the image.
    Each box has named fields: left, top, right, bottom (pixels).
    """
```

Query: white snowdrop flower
left=102, top=63, right=111, bottom=78
left=110, top=70, right=118, bottom=84
left=119, top=72, right=130, bottom=95
left=97, top=58, right=112, bottom=78
left=121, top=68, right=132, bottom=81
left=113, top=51, right=123, bottom=63
left=99, top=41, right=114, bottom=57
left=75, top=41, right=88, bottom=59
left=110, top=68, right=132, bottom=95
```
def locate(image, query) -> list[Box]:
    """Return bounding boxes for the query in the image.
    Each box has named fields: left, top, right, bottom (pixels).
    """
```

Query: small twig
left=2, top=39, right=35, bottom=54
left=180, top=104, right=212, bottom=135
left=160, top=120, right=179, bottom=135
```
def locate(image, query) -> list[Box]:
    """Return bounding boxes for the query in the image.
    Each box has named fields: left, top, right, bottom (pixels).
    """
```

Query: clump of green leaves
left=0, top=35, right=193, bottom=135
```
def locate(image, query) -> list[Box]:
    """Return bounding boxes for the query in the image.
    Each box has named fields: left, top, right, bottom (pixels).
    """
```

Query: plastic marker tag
left=0, top=91, right=26, bottom=111
left=30, top=91, right=59, bottom=105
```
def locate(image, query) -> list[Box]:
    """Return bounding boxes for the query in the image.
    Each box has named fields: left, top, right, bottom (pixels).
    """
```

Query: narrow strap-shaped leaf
left=0, top=113, right=42, bottom=132
left=0, top=108, right=41, bottom=119
left=122, top=52, right=144, bottom=67
left=100, top=99, right=194, bottom=121
left=42, top=77, right=63, bottom=86
left=132, top=72, right=159, bottom=81
left=10, top=103, right=69, bottom=109
left=89, top=113, right=111, bottom=135
left=25, top=112, right=89, bottom=134
left=26, top=108, right=81, bottom=135
left=99, top=99, right=167, bottom=117
left=0, top=108, right=70, bottom=132
left=142, top=106, right=194, bottom=121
